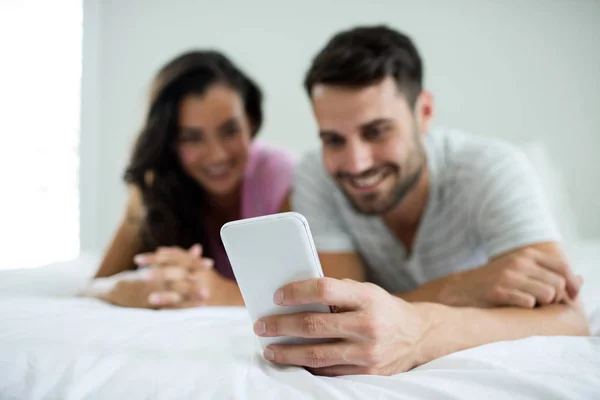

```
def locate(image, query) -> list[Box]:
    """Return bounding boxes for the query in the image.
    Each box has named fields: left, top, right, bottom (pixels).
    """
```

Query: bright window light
left=0, top=1, right=82, bottom=269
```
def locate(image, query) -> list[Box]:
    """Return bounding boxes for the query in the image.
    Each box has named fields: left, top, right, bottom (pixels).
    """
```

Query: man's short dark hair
left=304, top=25, right=423, bottom=107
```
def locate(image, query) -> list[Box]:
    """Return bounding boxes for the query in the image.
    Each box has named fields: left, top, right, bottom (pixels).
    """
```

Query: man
left=252, top=25, right=589, bottom=376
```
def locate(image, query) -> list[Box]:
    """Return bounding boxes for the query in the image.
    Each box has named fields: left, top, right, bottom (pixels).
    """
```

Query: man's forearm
left=395, top=242, right=582, bottom=308
left=395, top=276, right=450, bottom=303
left=412, top=299, right=590, bottom=368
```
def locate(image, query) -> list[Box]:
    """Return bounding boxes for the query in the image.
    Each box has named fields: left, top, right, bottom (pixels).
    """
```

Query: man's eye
left=364, top=126, right=387, bottom=140
left=323, top=136, right=345, bottom=148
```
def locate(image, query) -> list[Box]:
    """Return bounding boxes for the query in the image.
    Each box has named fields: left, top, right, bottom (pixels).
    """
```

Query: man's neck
left=383, top=166, right=430, bottom=252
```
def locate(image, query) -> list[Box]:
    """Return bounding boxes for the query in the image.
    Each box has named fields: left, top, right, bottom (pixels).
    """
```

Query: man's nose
left=343, top=142, right=374, bottom=175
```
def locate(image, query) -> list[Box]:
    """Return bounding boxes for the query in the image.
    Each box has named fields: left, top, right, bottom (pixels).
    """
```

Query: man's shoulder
left=295, top=148, right=335, bottom=183
left=428, top=127, right=528, bottom=182
left=429, top=127, right=523, bottom=160
left=292, top=148, right=349, bottom=211
left=296, top=148, right=322, bottom=169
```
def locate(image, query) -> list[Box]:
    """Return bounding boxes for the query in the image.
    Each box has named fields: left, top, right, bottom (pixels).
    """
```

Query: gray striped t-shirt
left=291, top=128, right=561, bottom=293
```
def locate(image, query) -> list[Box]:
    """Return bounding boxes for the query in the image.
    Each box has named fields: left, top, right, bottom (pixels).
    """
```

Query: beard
left=335, top=140, right=427, bottom=216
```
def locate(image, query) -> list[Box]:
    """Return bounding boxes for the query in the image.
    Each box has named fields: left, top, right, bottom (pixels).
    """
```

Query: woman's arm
left=94, top=186, right=143, bottom=278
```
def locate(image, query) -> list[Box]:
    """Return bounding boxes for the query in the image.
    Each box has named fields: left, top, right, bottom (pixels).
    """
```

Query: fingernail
left=273, top=290, right=283, bottom=305
left=134, top=255, right=147, bottom=265
left=254, top=320, right=266, bottom=336
left=198, top=288, right=210, bottom=299
left=149, top=294, right=161, bottom=305
left=264, top=347, right=275, bottom=361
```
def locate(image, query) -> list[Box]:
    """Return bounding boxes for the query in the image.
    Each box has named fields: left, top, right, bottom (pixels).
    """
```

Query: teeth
left=351, top=171, right=386, bottom=188
left=205, top=164, right=231, bottom=177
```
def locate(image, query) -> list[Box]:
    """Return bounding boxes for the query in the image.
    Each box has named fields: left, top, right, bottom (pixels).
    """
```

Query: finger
left=188, top=258, right=214, bottom=272
left=522, top=265, right=566, bottom=303
left=274, top=277, right=365, bottom=310
left=169, top=279, right=192, bottom=294
left=562, top=275, right=584, bottom=302
left=133, top=252, right=156, bottom=267
left=188, top=244, right=202, bottom=258
left=169, top=280, right=210, bottom=301
left=254, top=312, right=358, bottom=339
left=148, top=291, right=183, bottom=307
left=149, top=266, right=188, bottom=281
left=134, top=249, right=183, bottom=267
left=529, top=250, right=580, bottom=299
left=516, top=278, right=557, bottom=305
left=188, top=265, right=215, bottom=283
left=162, top=300, right=207, bottom=309
left=201, top=258, right=214, bottom=269
left=309, top=365, right=368, bottom=377
left=503, top=289, right=536, bottom=308
left=265, top=342, right=362, bottom=369
left=187, top=280, right=211, bottom=300
left=155, top=248, right=190, bottom=267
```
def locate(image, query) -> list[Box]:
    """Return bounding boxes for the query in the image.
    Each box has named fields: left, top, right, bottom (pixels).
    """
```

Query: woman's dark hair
left=124, top=50, right=263, bottom=256
left=304, top=25, right=423, bottom=108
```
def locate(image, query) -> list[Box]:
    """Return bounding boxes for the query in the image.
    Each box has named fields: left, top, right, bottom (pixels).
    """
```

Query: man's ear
left=414, top=90, right=434, bottom=135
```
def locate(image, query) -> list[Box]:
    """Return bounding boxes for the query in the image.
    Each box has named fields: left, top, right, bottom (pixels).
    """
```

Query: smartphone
left=220, top=212, right=331, bottom=348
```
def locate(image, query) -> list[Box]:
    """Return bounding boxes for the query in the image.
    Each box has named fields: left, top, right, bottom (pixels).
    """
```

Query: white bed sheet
left=1, top=241, right=599, bottom=400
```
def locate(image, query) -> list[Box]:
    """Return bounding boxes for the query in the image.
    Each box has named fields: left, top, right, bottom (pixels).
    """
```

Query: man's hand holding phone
left=252, top=278, right=430, bottom=376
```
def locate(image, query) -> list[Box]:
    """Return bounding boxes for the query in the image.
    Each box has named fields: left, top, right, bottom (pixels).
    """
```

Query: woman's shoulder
left=242, top=142, right=296, bottom=216
left=248, top=141, right=296, bottom=180
left=251, top=141, right=296, bottom=166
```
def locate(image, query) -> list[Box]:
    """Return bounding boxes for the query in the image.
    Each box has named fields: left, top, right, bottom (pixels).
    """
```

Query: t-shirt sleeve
left=291, top=152, right=355, bottom=252
left=471, top=145, right=562, bottom=258
left=244, top=144, right=296, bottom=217
left=261, top=147, right=295, bottom=211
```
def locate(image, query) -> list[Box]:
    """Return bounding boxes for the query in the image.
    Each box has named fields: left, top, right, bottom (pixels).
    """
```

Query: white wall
left=80, top=0, right=600, bottom=253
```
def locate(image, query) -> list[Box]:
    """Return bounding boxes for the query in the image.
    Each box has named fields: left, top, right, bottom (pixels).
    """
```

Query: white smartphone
left=220, top=212, right=331, bottom=348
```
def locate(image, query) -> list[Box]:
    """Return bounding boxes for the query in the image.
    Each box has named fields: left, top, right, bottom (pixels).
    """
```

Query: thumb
left=188, top=244, right=202, bottom=258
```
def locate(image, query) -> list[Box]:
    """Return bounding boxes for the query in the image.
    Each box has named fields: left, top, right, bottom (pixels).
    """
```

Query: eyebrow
left=359, top=118, right=394, bottom=131
left=179, top=117, right=240, bottom=134
left=319, top=130, right=340, bottom=138
left=319, top=118, right=394, bottom=138
left=179, top=126, right=203, bottom=135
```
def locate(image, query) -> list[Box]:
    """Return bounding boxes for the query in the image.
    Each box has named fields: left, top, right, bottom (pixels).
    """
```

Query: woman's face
left=175, top=84, right=253, bottom=199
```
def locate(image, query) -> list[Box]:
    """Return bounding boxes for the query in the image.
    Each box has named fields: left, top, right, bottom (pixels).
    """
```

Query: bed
left=0, top=239, right=599, bottom=400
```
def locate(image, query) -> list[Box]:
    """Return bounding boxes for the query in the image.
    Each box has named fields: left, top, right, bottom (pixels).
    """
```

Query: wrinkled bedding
left=0, top=241, right=598, bottom=400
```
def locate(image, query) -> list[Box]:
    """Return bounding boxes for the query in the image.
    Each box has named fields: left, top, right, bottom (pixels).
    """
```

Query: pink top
left=206, top=141, right=295, bottom=281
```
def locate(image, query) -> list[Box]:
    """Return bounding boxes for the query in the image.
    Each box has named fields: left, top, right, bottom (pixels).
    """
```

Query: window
left=0, top=1, right=82, bottom=269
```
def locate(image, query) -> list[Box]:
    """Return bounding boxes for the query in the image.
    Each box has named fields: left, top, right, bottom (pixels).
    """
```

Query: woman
left=91, top=50, right=293, bottom=309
